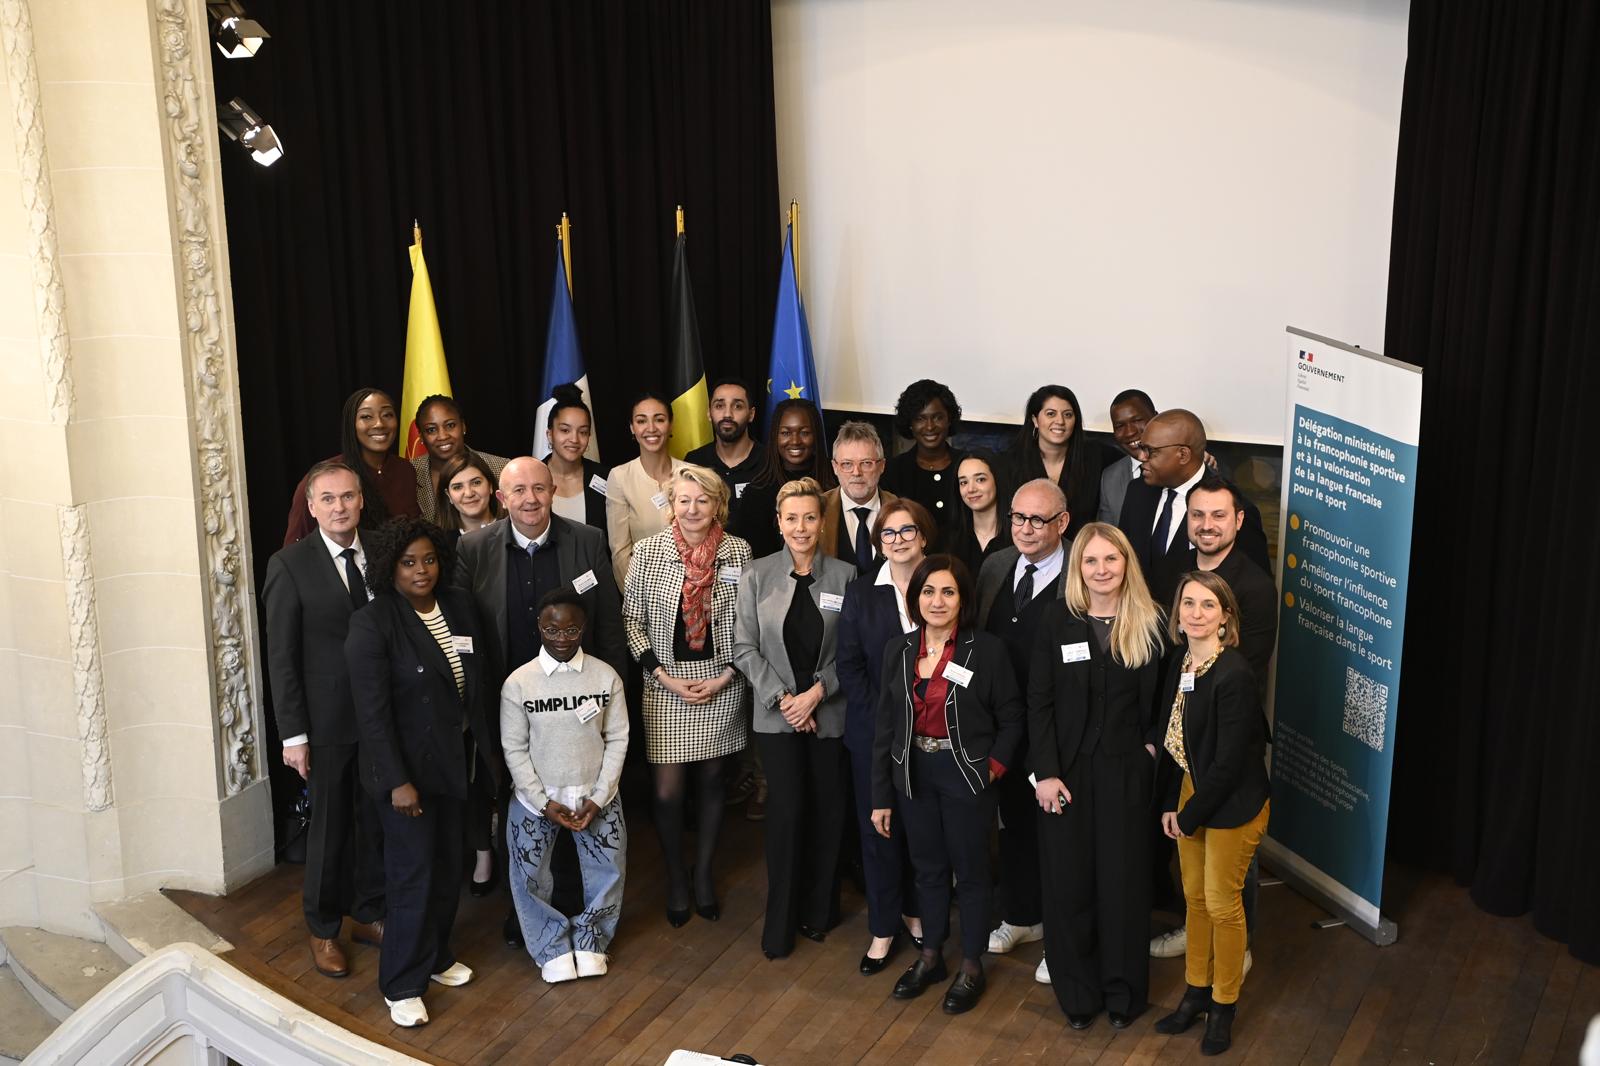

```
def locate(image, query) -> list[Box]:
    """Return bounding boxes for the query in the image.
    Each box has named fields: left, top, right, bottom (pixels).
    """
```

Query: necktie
left=1150, top=488, right=1176, bottom=563
left=339, top=548, right=367, bottom=611
left=1015, top=562, right=1038, bottom=608
left=852, top=507, right=873, bottom=571
left=527, top=539, right=539, bottom=557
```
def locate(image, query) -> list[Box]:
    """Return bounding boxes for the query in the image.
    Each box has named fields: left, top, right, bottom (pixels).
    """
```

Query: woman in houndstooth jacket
left=623, top=465, right=753, bottom=928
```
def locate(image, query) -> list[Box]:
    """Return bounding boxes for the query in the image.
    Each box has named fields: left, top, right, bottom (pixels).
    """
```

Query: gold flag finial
left=676, top=205, right=685, bottom=237
left=557, top=213, right=573, bottom=294
left=412, top=219, right=421, bottom=246
left=788, top=200, right=800, bottom=293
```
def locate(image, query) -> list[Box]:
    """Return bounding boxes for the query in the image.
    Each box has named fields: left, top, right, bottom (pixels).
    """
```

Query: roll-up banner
left=1261, top=327, right=1422, bottom=946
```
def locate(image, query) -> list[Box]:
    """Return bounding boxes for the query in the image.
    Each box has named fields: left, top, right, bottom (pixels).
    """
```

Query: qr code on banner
left=1341, top=666, right=1389, bottom=752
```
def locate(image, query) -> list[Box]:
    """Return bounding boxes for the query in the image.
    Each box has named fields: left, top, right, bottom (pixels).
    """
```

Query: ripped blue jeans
left=507, top=795, right=627, bottom=966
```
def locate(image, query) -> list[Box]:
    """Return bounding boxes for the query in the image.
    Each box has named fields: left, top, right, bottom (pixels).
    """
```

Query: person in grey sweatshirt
left=501, top=590, right=629, bottom=983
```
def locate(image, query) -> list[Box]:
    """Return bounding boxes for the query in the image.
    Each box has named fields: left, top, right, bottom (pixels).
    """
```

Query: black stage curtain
left=1385, top=1, right=1600, bottom=963
left=216, top=0, right=778, bottom=559
left=214, top=3, right=778, bottom=835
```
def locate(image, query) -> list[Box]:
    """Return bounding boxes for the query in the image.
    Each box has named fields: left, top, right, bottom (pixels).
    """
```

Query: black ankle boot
left=1153, top=984, right=1211, bottom=1035
left=1200, top=1001, right=1235, bottom=1055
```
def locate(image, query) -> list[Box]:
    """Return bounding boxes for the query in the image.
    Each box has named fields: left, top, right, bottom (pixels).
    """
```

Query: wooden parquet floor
left=170, top=812, right=1600, bottom=1065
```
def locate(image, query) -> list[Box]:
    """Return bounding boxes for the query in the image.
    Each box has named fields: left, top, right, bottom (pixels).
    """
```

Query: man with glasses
left=820, top=421, right=899, bottom=571
left=974, top=478, right=1072, bottom=973
left=453, top=455, right=626, bottom=947
left=1116, top=409, right=1269, bottom=606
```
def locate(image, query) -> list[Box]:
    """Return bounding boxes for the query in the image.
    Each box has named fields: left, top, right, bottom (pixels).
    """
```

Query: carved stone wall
left=154, top=0, right=262, bottom=795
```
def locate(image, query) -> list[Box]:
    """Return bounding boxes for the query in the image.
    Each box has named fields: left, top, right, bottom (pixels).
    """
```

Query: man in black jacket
left=1118, top=409, right=1270, bottom=607
left=263, top=461, right=386, bottom=979
left=1182, top=474, right=1279, bottom=696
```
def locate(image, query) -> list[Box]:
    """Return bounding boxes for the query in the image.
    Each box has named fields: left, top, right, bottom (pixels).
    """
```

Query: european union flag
left=765, top=222, right=821, bottom=431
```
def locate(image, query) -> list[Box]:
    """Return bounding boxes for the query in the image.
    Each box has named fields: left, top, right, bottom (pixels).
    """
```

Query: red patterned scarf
left=673, top=520, right=725, bottom=651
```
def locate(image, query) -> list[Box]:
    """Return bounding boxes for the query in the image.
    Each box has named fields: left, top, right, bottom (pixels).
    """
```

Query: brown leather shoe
left=310, top=936, right=349, bottom=978
left=349, top=919, right=384, bottom=947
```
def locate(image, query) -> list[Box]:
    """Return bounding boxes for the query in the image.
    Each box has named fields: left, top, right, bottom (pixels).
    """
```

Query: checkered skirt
left=623, top=529, right=752, bottom=763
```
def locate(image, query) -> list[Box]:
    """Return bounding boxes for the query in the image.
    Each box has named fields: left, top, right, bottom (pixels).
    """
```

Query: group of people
left=264, top=375, right=1277, bottom=1055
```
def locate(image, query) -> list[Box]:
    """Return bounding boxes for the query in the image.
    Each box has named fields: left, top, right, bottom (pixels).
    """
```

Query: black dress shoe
left=502, top=912, right=525, bottom=949
left=859, top=934, right=899, bottom=975
left=667, top=906, right=692, bottom=928
left=941, top=970, right=986, bottom=1015
left=1067, top=1012, right=1097, bottom=1030
left=1108, top=1004, right=1145, bottom=1029
left=1199, top=1002, right=1235, bottom=1055
left=797, top=923, right=827, bottom=943
left=1154, top=984, right=1211, bottom=1035
left=695, top=901, right=720, bottom=922
left=902, top=920, right=924, bottom=952
left=892, top=956, right=948, bottom=999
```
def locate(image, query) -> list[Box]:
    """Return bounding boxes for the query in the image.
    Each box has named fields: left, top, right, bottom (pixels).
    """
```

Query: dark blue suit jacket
left=836, top=574, right=908, bottom=755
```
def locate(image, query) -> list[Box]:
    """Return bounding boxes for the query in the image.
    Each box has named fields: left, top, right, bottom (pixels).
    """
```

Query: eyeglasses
left=539, top=625, right=583, bottom=639
left=879, top=524, right=921, bottom=543
left=1009, top=510, right=1065, bottom=530
left=834, top=459, right=882, bottom=474
left=1135, top=442, right=1184, bottom=458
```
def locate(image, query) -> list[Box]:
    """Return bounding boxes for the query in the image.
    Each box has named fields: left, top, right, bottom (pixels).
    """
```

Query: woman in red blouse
left=868, top=554, right=1025, bottom=1016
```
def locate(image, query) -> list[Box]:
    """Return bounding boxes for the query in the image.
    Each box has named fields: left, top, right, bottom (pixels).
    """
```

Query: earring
left=1219, top=623, right=1227, bottom=637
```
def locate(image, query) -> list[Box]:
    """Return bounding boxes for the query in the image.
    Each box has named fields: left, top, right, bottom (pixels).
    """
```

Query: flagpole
left=557, top=212, right=573, bottom=294
left=676, top=205, right=685, bottom=237
left=789, top=200, right=800, bottom=294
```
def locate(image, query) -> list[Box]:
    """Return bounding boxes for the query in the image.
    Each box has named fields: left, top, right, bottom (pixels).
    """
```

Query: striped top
left=416, top=604, right=466, bottom=701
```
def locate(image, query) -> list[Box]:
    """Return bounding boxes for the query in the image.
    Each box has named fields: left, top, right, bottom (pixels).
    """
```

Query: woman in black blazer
left=1152, top=569, right=1271, bottom=1056
left=880, top=379, right=964, bottom=542
left=346, top=517, right=498, bottom=1029
left=1000, top=385, right=1100, bottom=544
left=1028, top=522, right=1167, bottom=1029
left=869, top=554, right=1024, bottom=1016
left=835, top=498, right=939, bottom=975
left=542, top=384, right=609, bottom=532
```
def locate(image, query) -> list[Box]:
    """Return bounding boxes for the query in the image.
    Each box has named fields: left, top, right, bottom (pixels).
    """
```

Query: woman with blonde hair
left=623, top=465, right=752, bottom=927
left=733, top=477, right=856, bottom=958
left=1027, top=521, right=1166, bottom=1030
left=1152, top=569, right=1270, bottom=1056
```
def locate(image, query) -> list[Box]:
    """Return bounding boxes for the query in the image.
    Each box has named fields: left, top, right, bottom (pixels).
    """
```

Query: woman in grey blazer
left=734, top=477, right=856, bottom=959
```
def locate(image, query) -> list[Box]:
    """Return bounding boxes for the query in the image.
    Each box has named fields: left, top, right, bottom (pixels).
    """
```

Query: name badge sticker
left=735, top=482, right=748, bottom=499
left=574, top=698, right=602, bottom=725
left=650, top=491, right=670, bottom=511
left=450, top=634, right=474, bottom=655
left=718, top=565, right=742, bottom=585
left=819, top=593, right=845, bottom=612
left=941, top=661, right=974, bottom=688
left=572, top=569, right=598, bottom=594
left=1180, top=672, right=1196, bottom=693
left=1060, top=641, right=1091, bottom=664
left=588, top=474, right=608, bottom=497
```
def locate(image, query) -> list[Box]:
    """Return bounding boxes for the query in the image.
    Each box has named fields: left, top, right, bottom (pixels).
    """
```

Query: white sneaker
left=540, top=952, right=579, bottom=984
left=1149, top=926, right=1187, bottom=958
left=429, top=962, right=474, bottom=987
left=1034, top=955, right=1051, bottom=985
left=573, top=951, right=610, bottom=978
left=987, top=921, right=1044, bottom=954
left=384, top=996, right=429, bottom=1027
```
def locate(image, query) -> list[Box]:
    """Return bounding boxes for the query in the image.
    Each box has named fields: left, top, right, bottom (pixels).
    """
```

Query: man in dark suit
left=1118, top=409, right=1269, bottom=608
left=819, top=421, right=898, bottom=572
left=263, top=460, right=386, bottom=979
left=1096, top=389, right=1155, bottom=526
left=975, top=478, right=1071, bottom=962
left=452, top=455, right=626, bottom=945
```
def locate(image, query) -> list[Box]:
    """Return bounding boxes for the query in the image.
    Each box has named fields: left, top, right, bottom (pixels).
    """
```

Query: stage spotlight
left=219, top=98, right=284, bottom=166
left=208, top=1, right=269, bottom=59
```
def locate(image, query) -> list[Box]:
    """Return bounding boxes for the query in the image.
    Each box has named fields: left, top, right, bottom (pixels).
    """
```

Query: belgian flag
left=666, top=211, right=711, bottom=459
